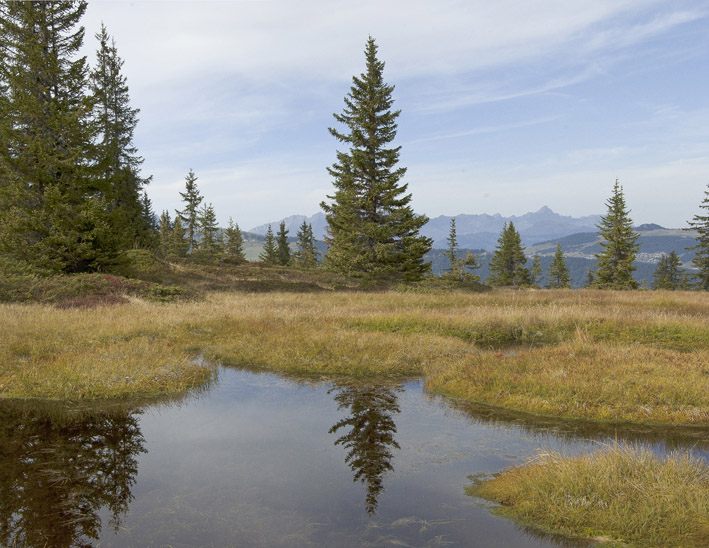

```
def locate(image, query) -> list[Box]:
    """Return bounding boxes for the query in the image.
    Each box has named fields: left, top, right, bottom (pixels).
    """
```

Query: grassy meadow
left=1, top=273, right=708, bottom=426
left=2, top=264, right=708, bottom=547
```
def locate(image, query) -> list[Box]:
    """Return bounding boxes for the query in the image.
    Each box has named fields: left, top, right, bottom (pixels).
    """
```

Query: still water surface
left=2, top=367, right=708, bottom=548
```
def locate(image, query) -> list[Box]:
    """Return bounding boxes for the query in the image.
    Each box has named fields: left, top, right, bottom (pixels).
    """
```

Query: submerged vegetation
left=470, top=443, right=709, bottom=548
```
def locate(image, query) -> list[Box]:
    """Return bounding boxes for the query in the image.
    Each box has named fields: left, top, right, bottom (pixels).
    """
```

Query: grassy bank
left=469, top=443, right=709, bottom=548
left=1, top=288, right=709, bottom=424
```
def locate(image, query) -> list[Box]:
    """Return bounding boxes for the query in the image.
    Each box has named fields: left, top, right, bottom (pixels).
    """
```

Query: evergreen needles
left=593, top=180, right=639, bottom=289
left=0, top=4, right=153, bottom=272
left=321, top=37, right=432, bottom=283
left=686, top=183, right=709, bottom=289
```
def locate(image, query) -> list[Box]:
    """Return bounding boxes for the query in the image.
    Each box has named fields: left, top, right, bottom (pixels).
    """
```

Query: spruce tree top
left=328, top=36, right=405, bottom=191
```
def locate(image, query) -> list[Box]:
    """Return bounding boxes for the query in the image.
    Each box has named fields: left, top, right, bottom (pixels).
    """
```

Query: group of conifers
left=1, top=3, right=708, bottom=290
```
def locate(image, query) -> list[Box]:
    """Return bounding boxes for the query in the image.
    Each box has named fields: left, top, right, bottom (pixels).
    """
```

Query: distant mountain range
left=250, top=206, right=603, bottom=250
left=248, top=207, right=699, bottom=288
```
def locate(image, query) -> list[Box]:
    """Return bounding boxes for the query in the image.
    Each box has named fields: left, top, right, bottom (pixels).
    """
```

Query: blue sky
left=81, top=0, right=709, bottom=229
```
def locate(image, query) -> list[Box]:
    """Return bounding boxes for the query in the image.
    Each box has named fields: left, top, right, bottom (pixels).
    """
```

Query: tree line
left=1, top=3, right=707, bottom=290
left=156, top=167, right=319, bottom=268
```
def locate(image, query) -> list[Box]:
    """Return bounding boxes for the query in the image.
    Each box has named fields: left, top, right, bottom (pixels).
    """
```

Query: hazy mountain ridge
left=249, top=207, right=603, bottom=250
left=249, top=214, right=329, bottom=241
left=423, top=206, right=603, bottom=249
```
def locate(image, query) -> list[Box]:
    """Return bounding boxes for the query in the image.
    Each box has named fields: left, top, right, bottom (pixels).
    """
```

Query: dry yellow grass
left=0, top=301, right=213, bottom=399
left=470, top=442, right=709, bottom=547
left=1, top=289, right=708, bottom=423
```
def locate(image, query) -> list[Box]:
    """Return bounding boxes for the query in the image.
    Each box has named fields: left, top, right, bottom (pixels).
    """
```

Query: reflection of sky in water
left=3, top=367, right=705, bottom=548
left=100, top=369, right=600, bottom=547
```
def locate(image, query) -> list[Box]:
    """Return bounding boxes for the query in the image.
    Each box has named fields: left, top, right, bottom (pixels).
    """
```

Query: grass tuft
left=469, top=442, right=709, bottom=548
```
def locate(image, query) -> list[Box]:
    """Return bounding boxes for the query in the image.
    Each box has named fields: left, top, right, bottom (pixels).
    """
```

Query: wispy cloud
left=80, top=1, right=709, bottom=228
left=406, top=116, right=562, bottom=145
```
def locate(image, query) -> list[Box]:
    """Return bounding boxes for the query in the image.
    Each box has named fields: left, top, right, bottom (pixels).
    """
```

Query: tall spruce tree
left=175, top=169, right=202, bottom=253
left=259, top=225, right=278, bottom=264
left=0, top=0, right=117, bottom=272
left=547, top=244, right=571, bottom=289
left=321, top=37, right=431, bottom=283
left=593, top=180, right=639, bottom=290
left=686, top=183, right=709, bottom=290
left=488, top=222, right=530, bottom=286
left=90, top=23, right=152, bottom=249
left=275, top=221, right=291, bottom=266
left=294, top=221, right=319, bottom=268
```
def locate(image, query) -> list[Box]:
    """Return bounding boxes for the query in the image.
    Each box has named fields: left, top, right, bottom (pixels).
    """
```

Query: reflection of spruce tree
left=0, top=405, right=146, bottom=548
left=328, top=384, right=401, bottom=515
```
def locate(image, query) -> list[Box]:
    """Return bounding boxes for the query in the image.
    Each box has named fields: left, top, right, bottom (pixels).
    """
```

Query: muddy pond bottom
left=3, top=367, right=708, bottom=548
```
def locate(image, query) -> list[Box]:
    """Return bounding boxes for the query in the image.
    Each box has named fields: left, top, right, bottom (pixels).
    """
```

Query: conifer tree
left=488, top=222, right=530, bottom=286
left=0, top=0, right=116, bottom=272
left=321, top=37, right=431, bottom=282
left=259, top=225, right=278, bottom=264
left=223, top=218, right=246, bottom=264
left=90, top=23, right=152, bottom=249
left=593, top=180, right=639, bottom=289
left=444, top=218, right=460, bottom=277
left=175, top=169, right=202, bottom=252
left=139, top=191, right=158, bottom=248
left=531, top=254, right=542, bottom=287
left=170, top=218, right=189, bottom=258
left=547, top=244, right=571, bottom=289
left=584, top=269, right=595, bottom=288
left=294, top=221, right=319, bottom=268
left=652, top=251, right=683, bottom=290
left=197, top=203, right=220, bottom=257
left=460, top=252, right=482, bottom=283
left=441, top=217, right=480, bottom=282
left=686, top=183, right=709, bottom=290
left=275, top=221, right=291, bottom=266
left=158, top=210, right=173, bottom=258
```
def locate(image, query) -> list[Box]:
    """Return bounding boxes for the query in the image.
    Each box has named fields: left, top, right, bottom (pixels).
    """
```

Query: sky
left=80, top=0, right=709, bottom=229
